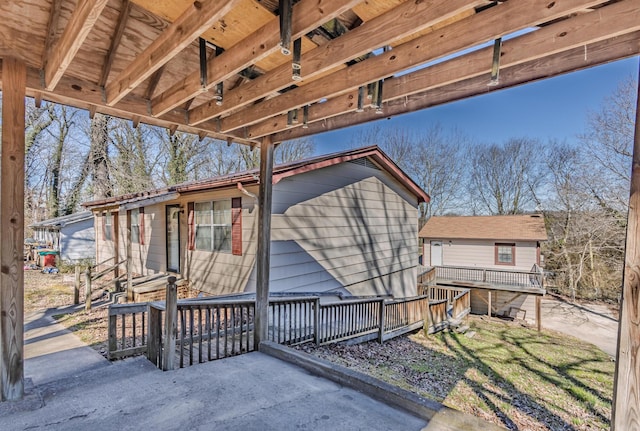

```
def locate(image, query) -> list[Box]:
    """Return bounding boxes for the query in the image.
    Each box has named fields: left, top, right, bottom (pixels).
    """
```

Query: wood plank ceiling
left=0, top=0, right=638, bottom=146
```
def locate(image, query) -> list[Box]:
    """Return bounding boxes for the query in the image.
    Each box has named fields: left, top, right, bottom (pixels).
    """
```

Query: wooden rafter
left=212, top=0, right=609, bottom=133
left=105, top=0, right=242, bottom=106
left=187, top=0, right=486, bottom=126
left=145, top=65, right=166, bottom=100
left=44, top=0, right=109, bottom=90
left=41, top=0, right=63, bottom=68
left=99, top=0, right=131, bottom=88
left=151, top=0, right=360, bottom=117
left=269, top=31, right=640, bottom=142
left=241, top=0, right=640, bottom=139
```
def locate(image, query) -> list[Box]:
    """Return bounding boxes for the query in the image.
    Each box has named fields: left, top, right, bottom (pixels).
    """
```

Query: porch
left=2, top=307, right=503, bottom=431
left=429, top=265, right=546, bottom=330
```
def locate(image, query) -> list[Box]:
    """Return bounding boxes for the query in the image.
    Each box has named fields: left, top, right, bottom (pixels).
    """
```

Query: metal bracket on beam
left=292, top=38, right=302, bottom=81
left=215, top=82, right=223, bottom=106
left=199, top=38, right=207, bottom=89
left=375, top=79, right=384, bottom=114
left=279, top=0, right=293, bottom=55
left=356, top=86, right=365, bottom=113
left=287, top=109, right=298, bottom=126
left=489, top=38, right=502, bottom=86
left=302, top=105, right=309, bottom=129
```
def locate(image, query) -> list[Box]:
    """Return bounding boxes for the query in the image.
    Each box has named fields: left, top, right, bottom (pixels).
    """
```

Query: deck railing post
left=147, top=304, right=162, bottom=368
left=163, top=276, right=178, bottom=371
left=378, top=299, right=385, bottom=343
left=314, top=297, right=320, bottom=345
left=74, top=264, right=80, bottom=305
left=85, top=267, right=92, bottom=311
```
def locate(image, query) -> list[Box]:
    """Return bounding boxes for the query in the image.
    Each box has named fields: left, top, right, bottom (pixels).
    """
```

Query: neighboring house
left=419, top=214, right=548, bottom=322
left=83, top=146, right=429, bottom=300
left=419, top=214, right=547, bottom=270
left=29, top=211, right=96, bottom=263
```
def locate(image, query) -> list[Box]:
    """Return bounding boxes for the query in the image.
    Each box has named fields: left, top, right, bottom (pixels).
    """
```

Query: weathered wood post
left=535, top=296, right=542, bottom=332
left=162, top=276, right=177, bottom=371
left=255, top=137, right=275, bottom=350
left=126, top=210, right=132, bottom=301
left=378, top=299, right=386, bottom=343
left=313, top=297, right=321, bottom=345
left=147, top=304, right=163, bottom=369
left=612, top=62, right=640, bottom=430
left=74, top=265, right=81, bottom=305
left=85, top=268, right=92, bottom=311
left=487, top=290, right=492, bottom=319
left=0, top=56, right=26, bottom=401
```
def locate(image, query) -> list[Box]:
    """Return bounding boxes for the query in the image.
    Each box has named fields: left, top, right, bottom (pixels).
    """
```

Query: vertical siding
left=264, top=161, right=419, bottom=298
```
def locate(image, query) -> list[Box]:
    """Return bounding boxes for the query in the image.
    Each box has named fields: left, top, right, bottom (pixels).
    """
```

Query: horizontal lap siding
left=438, top=239, right=538, bottom=270
left=59, top=219, right=95, bottom=262
left=268, top=161, right=419, bottom=297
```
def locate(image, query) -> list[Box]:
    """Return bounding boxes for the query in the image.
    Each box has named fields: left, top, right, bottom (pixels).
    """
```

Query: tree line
left=1, top=76, right=634, bottom=301
left=351, top=77, right=637, bottom=302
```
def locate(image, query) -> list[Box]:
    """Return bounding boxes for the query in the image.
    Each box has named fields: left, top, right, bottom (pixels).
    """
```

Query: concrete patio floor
left=0, top=310, right=504, bottom=431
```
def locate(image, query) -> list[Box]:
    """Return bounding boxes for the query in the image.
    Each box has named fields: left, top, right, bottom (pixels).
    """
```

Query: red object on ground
left=44, top=253, right=56, bottom=267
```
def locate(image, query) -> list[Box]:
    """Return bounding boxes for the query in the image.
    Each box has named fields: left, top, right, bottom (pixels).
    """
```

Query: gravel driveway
left=541, top=295, right=618, bottom=357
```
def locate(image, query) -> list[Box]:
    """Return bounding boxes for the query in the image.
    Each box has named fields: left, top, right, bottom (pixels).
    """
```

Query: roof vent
left=347, top=157, right=381, bottom=171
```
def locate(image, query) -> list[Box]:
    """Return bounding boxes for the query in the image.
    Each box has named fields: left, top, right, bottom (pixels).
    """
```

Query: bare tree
left=469, top=138, right=544, bottom=215
left=275, top=138, right=315, bottom=164
left=90, top=113, right=113, bottom=200
left=110, top=120, right=158, bottom=193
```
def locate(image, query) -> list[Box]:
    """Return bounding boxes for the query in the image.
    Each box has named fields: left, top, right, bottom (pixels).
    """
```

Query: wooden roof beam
left=150, top=0, right=360, bottom=117
left=99, top=0, right=131, bottom=88
left=105, top=0, right=241, bottom=106
left=43, top=0, right=109, bottom=91
left=242, top=0, right=640, bottom=139
left=187, top=0, right=487, bottom=126
left=41, top=0, right=63, bottom=68
left=270, top=31, right=640, bottom=142
left=211, top=0, right=608, bottom=133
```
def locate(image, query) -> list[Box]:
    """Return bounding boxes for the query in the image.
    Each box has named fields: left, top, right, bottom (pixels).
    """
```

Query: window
left=495, top=243, right=515, bottom=266
left=131, top=208, right=140, bottom=244
left=194, top=200, right=232, bottom=252
left=104, top=212, right=112, bottom=241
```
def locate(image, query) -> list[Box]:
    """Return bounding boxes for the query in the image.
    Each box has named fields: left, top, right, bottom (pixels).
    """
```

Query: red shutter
left=139, top=207, right=145, bottom=245
left=231, top=197, right=242, bottom=256
left=187, top=202, right=195, bottom=251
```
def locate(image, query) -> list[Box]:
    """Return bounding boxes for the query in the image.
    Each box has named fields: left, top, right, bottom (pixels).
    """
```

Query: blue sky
left=313, top=57, right=639, bottom=155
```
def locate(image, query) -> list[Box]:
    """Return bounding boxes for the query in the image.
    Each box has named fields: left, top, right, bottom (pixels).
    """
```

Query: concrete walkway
left=541, top=296, right=619, bottom=357
left=1, top=309, right=504, bottom=430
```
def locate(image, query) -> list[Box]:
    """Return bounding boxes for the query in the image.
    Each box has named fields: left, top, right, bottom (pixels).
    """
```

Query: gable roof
left=83, top=146, right=429, bottom=210
left=419, top=215, right=547, bottom=241
left=29, top=211, right=94, bottom=229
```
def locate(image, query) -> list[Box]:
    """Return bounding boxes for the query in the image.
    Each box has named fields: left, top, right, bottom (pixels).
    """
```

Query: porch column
left=255, top=136, right=275, bottom=350
left=612, top=60, right=640, bottom=429
left=0, top=56, right=26, bottom=401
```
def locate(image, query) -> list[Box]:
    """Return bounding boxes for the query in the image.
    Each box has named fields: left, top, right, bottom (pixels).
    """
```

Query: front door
left=166, top=205, right=181, bottom=273
left=430, top=241, right=443, bottom=266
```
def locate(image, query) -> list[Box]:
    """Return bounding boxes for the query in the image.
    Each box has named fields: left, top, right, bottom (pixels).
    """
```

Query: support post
left=74, top=265, right=81, bottom=305
left=126, top=210, right=132, bottom=301
left=314, top=297, right=320, bottom=345
left=85, top=268, right=92, bottom=311
left=162, top=276, right=177, bottom=371
left=536, top=296, right=541, bottom=332
left=255, top=136, right=275, bottom=350
left=612, top=61, right=640, bottom=430
left=487, top=290, right=492, bottom=319
left=0, top=56, right=26, bottom=401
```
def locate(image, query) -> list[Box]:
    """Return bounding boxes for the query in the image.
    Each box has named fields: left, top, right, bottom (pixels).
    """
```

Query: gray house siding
left=245, top=161, right=419, bottom=298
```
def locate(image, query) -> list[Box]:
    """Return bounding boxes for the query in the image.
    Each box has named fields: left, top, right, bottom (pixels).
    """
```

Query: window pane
left=195, top=226, right=212, bottom=250
left=131, top=208, right=139, bottom=225
left=498, top=245, right=513, bottom=263
left=195, top=202, right=212, bottom=224
left=213, top=200, right=231, bottom=225
left=213, top=226, right=231, bottom=252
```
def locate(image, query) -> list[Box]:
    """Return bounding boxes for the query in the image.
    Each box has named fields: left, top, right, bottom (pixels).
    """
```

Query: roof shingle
left=418, top=215, right=547, bottom=241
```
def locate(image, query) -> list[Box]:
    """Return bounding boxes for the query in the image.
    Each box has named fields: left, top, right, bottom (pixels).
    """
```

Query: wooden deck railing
left=435, top=265, right=544, bottom=288
left=108, top=280, right=470, bottom=368
left=107, top=302, right=148, bottom=360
